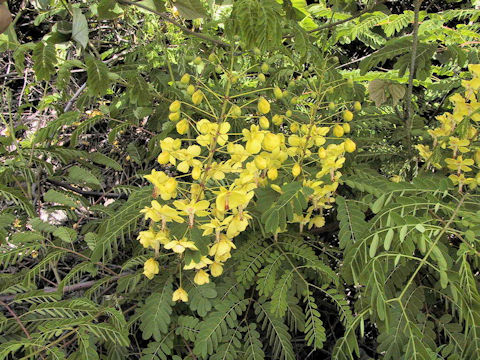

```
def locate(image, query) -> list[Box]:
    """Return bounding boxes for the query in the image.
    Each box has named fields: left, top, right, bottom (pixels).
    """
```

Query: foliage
left=0, top=0, right=479, bottom=359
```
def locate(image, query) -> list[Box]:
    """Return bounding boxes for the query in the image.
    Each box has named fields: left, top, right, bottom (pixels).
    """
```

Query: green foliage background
left=0, top=0, right=479, bottom=359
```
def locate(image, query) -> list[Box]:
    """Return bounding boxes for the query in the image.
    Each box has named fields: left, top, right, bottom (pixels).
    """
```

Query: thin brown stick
left=46, top=179, right=128, bottom=199
left=0, top=300, right=32, bottom=339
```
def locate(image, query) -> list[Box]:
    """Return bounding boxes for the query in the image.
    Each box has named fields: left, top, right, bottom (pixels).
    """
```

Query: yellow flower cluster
left=416, top=64, right=480, bottom=191
left=137, top=62, right=358, bottom=302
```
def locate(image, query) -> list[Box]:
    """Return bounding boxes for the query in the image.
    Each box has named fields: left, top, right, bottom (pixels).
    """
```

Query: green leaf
left=139, top=276, right=174, bottom=341
left=85, top=53, right=110, bottom=96
left=44, top=189, right=79, bottom=208
left=97, top=0, right=124, bottom=20
left=174, top=0, right=207, bottom=19
left=369, top=233, right=379, bottom=258
left=371, top=194, right=385, bottom=214
left=88, top=152, right=122, bottom=171
left=68, top=166, right=102, bottom=189
left=53, top=227, right=77, bottom=243
left=72, top=7, right=89, bottom=49
left=304, top=292, right=326, bottom=350
left=384, top=228, right=394, bottom=251
left=188, top=282, right=217, bottom=317
left=33, top=41, right=56, bottom=81
left=228, top=0, right=283, bottom=50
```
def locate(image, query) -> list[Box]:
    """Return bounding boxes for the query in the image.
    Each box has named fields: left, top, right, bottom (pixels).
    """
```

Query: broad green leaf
left=85, top=53, right=110, bottom=96
left=97, top=0, right=124, bottom=20
left=33, top=41, right=56, bottom=81
left=43, top=189, right=79, bottom=208
left=174, top=0, right=207, bottom=19
left=53, top=227, right=77, bottom=243
left=68, top=166, right=102, bottom=188
left=72, top=7, right=89, bottom=49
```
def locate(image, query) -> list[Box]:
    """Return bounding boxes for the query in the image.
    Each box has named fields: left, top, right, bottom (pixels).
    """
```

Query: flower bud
left=169, top=100, right=181, bottom=113
left=176, top=119, right=189, bottom=134
left=273, top=87, right=283, bottom=99
left=343, top=110, right=354, bottom=122
left=344, top=139, right=356, bottom=153
left=333, top=124, right=344, bottom=137
left=292, top=163, right=301, bottom=177
left=192, top=90, right=204, bottom=105
left=259, top=116, right=269, bottom=129
left=180, top=74, right=190, bottom=85
left=258, top=97, right=271, bottom=114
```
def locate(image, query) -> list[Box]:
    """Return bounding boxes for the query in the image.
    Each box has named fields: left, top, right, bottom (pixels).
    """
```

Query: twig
left=46, top=178, right=128, bottom=199
left=63, top=82, right=87, bottom=112
left=0, top=272, right=131, bottom=303
left=116, top=0, right=230, bottom=47
left=0, top=300, right=32, bottom=338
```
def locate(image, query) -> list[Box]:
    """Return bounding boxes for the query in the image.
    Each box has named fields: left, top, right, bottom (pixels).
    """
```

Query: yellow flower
left=448, top=137, right=470, bottom=154
left=259, top=116, right=269, bottom=129
left=194, top=269, right=210, bottom=285
left=144, top=170, right=178, bottom=201
left=292, top=163, right=301, bottom=177
left=176, top=119, right=189, bottom=135
left=263, top=133, right=281, bottom=152
left=449, top=173, right=475, bottom=186
left=172, top=287, right=189, bottom=302
left=200, top=218, right=228, bottom=236
left=242, top=125, right=265, bottom=154
left=143, top=258, right=160, bottom=279
left=196, top=121, right=230, bottom=147
left=209, top=236, right=236, bottom=259
left=225, top=211, right=252, bottom=238
left=137, top=228, right=170, bottom=250
left=176, top=145, right=202, bottom=173
left=164, top=237, right=199, bottom=253
left=174, top=199, right=210, bottom=226
left=215, top=186, right=253, bottom=212
left=308, top=215, right=325, bottom=229
left=210, top=262, right=223, bottom=277
left=158, top=138, right=182, bottom=165
left=227, top=143, right=250, bottom=164
left=183, top=256, right=213, bottom=270
left=445, top=156, right=474, bottom=172
left=140, top=201, right=184, bottom=224
left=390, top=175, right=402, bottom=183
left=344, top=139, right=356, bottom=153
left=267, top=167, right=278, bottom=180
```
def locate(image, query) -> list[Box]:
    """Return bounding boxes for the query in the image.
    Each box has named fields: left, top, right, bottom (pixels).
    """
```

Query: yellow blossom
left=173, top=199, right=210, bottom=226
left=210, top=262, right=223, bottom=277
left=157, top=138, right=182, bottom=165
left=184, top=256, right=213, bottom=270
left=176, top=145, right=202, bottom=173
left=143, top=258, right=160, bottom=279
left=445, top=156, right=474, bottom=172
left=209, top=236, right=236, bottom=259
left=242, top=125, right=265, bottom=154
left=164, top=237, right=198, bottom=253
left=172, top=287, right=189, bottom=302
left=140, top=201, right=184, bottom=224
left=215, top=186, right=253, bottom=212
left=194, top=269, right=210, bottom=285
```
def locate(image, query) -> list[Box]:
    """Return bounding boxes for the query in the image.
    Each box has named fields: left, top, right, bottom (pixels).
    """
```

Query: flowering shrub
left=416, top=64, right=480, bottom=191
left=138, top=50, right=358, bottom=301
